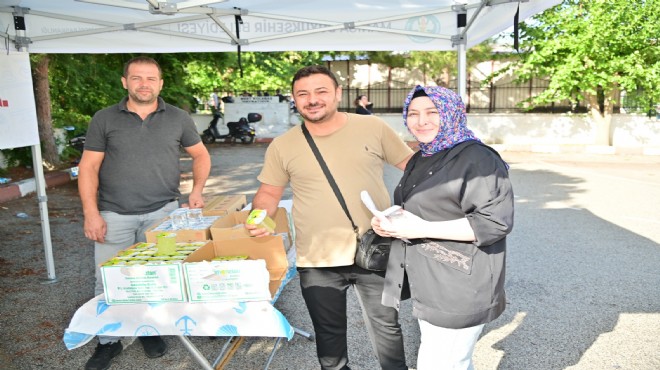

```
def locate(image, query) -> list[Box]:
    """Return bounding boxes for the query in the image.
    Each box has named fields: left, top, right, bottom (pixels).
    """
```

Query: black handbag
left=354, top=229, right=392, bottom=271
left=301, top=124, right=392, bottom=271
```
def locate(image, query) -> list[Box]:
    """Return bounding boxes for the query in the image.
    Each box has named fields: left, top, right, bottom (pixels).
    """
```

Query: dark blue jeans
left=298, top=265, right=407, bottom=370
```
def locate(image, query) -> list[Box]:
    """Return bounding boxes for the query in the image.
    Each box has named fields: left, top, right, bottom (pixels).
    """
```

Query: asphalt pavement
left=0, top=143, right=659, bottom=370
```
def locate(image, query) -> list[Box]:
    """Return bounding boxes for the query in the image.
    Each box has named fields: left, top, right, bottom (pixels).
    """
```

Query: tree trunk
left=32, top=55, right=60, bottom=169
left=584, top=92, right=612, bottom=146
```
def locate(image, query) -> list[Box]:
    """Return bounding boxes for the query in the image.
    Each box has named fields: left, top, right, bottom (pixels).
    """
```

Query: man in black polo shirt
left=78, top=56, right=211, bottom=370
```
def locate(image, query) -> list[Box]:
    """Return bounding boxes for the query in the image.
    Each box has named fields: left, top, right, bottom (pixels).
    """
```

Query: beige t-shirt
left=258, top=113, right=413, bottom=267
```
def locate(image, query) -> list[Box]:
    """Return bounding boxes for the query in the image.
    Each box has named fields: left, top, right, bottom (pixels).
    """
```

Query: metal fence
left=207, top=80, right=652, bottom=116
left=344, top=79, right=651, bottom=114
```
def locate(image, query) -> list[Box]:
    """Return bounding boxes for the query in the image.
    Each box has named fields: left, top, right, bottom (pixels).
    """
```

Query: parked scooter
left=201, top=111, right=259, bottom=144
left=69, top=135, right=85, bottom=166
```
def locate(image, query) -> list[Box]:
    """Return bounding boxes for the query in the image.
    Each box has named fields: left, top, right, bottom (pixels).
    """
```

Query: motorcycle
left=201, top=111, right=259, bottom=144
left=69, top=135, right=85, bottom=166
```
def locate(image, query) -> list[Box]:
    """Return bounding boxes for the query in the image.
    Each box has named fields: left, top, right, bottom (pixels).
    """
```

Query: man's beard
left=129, top=89, right=157, bottom=104
left=299, top=102, right=337, bottom=124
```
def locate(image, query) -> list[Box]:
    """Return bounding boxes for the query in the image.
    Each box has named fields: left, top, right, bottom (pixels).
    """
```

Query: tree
left=221, top=51, right=325, bottom=93
left=31, top=54, right=60, bottom=168
left=405, top=42, right=494, bottom=86
left=48, top=54, right=126, bottom=117
left=514, top=0, right=660, bottom=145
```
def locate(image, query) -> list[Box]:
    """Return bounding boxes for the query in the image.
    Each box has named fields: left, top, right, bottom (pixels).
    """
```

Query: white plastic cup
left=170, top=208, right=189, bottom=230
left=186, top=208, right=203, bottom=228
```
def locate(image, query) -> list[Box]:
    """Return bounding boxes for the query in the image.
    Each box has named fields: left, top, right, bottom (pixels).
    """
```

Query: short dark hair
left=123, top=56, right=162, bottom=78
left=291, top=65, right=339, bottom=92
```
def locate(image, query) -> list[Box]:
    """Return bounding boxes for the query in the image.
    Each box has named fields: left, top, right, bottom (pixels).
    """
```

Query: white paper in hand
left=361, top=191, right=409, bottom=242
left=360, top=191, right=401, bottom=221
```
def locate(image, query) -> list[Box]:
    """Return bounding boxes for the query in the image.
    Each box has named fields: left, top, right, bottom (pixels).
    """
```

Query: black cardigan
left=382, top=141, right=514, bottom=329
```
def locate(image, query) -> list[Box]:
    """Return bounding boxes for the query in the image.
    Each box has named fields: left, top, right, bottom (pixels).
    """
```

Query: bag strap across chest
left=300, top=124, right=360, bottom=238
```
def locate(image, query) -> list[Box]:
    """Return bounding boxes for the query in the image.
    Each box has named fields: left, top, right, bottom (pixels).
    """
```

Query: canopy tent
left=1, top=0, right=560, bottom=96
left=1, top=0, right=558, bottom=52
left=0, top=0, right=559, bottom=281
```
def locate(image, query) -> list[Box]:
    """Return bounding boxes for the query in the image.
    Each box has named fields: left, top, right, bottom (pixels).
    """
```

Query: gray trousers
left=94, top=200, right=179, bottom=344
left=298, top=265, right=407, bottom=370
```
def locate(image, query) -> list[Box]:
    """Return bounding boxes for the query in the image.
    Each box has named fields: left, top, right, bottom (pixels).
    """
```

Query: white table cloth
left=63, top=289, right=295, bottom=350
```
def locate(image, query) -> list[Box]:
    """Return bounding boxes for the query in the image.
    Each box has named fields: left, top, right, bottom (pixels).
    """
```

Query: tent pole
left=15, top=8, right=57, bottom=283
left=31, top=144, right=58, bottom=283
left=457, top=43, right=467, bottom=103
left=455, top=11, right=468, bottom=103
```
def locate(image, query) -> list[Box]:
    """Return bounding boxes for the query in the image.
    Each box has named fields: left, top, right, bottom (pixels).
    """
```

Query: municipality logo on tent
left=405, top=15, right=441, bottom=43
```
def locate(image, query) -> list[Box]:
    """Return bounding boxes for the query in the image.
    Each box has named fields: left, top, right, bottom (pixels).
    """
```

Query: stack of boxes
left=100, top=194, right=292, bottom=305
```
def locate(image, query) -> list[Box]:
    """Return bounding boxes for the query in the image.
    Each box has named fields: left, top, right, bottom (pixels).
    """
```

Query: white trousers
left=416, top=319, right=485, bottom=370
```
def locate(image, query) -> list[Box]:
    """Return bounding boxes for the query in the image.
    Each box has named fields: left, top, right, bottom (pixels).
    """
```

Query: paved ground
left=1, top=143, right=659, bottom=370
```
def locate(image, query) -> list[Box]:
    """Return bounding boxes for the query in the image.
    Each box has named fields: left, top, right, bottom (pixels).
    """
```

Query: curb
left=0, top=169, right=76, bottom=203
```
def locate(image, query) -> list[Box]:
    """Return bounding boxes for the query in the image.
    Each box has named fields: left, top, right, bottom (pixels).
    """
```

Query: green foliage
left=45, top=52, right=238, bottom=115
left=46, top=54, right=126, bottom=116
left=223, top=51, right=325, bottom=93
left=514, top=0, right=660, bottom=111
left=152, top=53, right=231, bottom=111
left=184, top=55, right=233, bottom=95
left=366, top=52, right=407, bottom=68
left=0, top=147, right=33, bottom=168
left=405, top=41, right=495, bottom=85
left=41, top=51, right=325, bottom=117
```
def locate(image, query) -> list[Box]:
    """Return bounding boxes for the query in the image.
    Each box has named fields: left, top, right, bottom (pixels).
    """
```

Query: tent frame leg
left=31, top=144, right=58, bottom=283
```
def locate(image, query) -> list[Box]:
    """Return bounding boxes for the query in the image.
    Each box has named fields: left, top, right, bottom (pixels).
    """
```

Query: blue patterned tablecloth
left=64, top=260, right=297, bottom=350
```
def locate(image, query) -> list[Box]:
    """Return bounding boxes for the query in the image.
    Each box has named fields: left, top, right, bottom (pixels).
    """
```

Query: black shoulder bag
left=300, top=123, right=392, bottom=271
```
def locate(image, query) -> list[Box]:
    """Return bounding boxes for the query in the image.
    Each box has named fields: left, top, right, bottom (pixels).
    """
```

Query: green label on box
left=101, top=264, right=186, bottom=304
left=184, top=260, right=271, bottom=303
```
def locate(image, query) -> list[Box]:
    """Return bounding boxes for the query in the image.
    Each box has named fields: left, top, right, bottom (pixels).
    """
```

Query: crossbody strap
left=300, top=123, right=360, bottom=236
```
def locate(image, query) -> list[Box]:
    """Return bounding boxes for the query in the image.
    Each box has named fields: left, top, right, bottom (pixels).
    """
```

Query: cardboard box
left=100, top=241, right=210, bottom=305
left=209, top=207, right=292, bottom=250
left=202, top=194, right=247, bottom=217
left=103, top=207, right=292, bottom=304
left=144, top=216, right=218, bottom=243
left=183, top=259, right=271, bottom=303
left=185, top=236, right=289, bottom=300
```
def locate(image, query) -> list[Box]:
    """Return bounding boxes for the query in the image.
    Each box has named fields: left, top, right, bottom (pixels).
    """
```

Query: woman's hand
left=370, top=216, right=395, bottom=237
left=378, top=210, right=430, bottom=240
left=375, top=210, right=477, bottom=242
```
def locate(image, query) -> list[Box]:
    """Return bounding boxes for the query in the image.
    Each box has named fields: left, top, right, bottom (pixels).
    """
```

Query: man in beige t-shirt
left=248, top=65, right=412, bottom=370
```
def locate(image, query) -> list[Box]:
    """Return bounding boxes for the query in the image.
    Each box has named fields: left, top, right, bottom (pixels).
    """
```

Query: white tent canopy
left=1, top=0, right=559, bottom=98
left=1, top=0, right=558, bottom=53
left=0, top=0, right=559, bottom=281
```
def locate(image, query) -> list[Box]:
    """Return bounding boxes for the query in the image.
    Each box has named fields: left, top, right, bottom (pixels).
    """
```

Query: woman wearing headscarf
left=372, top=85, right=514, bottom=370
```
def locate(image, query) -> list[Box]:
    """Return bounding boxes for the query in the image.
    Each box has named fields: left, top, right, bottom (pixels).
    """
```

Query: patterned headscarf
left=403, top=85, right=481, bottom=157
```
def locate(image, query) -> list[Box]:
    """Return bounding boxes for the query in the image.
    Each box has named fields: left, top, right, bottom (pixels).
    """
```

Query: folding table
left=64, top=200, right=313, bottom=369
left=64, top=256, right=312, bottom=369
